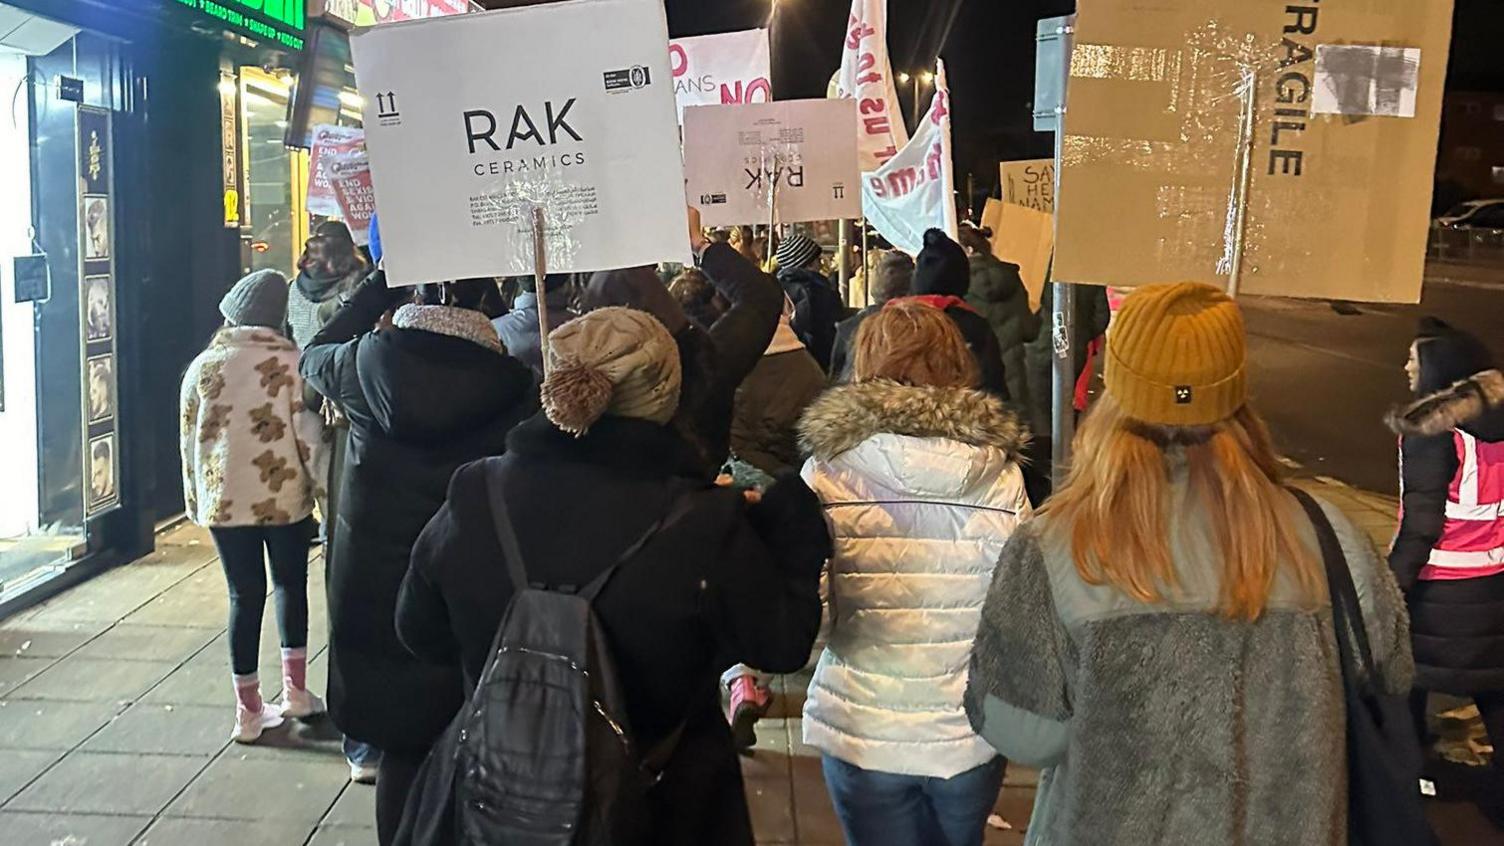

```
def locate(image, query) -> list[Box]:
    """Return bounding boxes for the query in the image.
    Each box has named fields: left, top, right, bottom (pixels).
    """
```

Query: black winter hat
left=1414, top=317, right=1493, bottom=396
left=911, top=228, right=970, bottom=297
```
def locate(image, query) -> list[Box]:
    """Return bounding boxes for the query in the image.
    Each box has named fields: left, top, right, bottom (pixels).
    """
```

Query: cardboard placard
left=1053, top=0, right=1453, bottom=303
left=683, top=99, right=860, bottom=227
left=669, top=29, right=771, bottom=122
left=991, top=203, right=1054, bottom=312
left=351, top=0, right=689, bottom=285
left=1000, top=159, right=1055, bottom=213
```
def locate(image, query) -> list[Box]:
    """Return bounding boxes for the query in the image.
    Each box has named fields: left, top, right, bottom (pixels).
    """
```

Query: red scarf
left=888, top=294, right=978, bottom=314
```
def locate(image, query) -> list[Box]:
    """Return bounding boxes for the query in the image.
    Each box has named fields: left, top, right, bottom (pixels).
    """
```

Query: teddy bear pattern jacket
left=179, top=325, right=326, bottom=527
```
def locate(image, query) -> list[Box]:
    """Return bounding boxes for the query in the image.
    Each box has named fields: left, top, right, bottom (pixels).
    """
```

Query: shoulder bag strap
left=1290, top=487, right=1378, bottom=691
left=483, top=466, right=532, bottom=593
left=579, top=487, right=703, bottom=603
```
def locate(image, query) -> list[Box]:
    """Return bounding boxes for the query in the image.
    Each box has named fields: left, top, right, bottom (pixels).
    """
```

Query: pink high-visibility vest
left=1418, top=430, right=1504, bottom=581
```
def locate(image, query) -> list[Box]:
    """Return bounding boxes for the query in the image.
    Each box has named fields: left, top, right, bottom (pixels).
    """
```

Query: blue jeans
left=344, top=736, right=382, bottom=767
left=821, top=755, right=1006, bottom=846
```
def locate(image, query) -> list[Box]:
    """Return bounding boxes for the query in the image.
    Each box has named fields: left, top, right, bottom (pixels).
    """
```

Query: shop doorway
left=240, top=66, right=311, bottom=279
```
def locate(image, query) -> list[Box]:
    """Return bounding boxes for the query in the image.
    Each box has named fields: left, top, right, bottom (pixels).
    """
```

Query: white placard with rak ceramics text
left=351, top=0, right=690, bottom=285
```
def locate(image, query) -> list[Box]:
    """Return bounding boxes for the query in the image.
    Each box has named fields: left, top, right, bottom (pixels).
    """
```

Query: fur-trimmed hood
left=1387, top=369, right=1504, bottom=440
left=392, top=303, right=503, bottom=354
left=799, top=380, right=1029, bottom=461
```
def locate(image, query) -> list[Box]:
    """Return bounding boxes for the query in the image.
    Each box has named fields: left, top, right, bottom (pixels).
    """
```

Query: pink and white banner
left=834, top=0, right=908, bottom=172
left=862, top=61, right=956, bottom=255
left=669, top=29, right=771, bottom=122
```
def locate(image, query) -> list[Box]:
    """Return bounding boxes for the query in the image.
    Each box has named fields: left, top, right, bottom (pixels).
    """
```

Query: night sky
left=658, top=0, right=1504, bottom=193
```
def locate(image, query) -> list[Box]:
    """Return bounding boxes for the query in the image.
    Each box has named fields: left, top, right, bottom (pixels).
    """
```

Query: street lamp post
left=897, top=70, right=936, bottom=132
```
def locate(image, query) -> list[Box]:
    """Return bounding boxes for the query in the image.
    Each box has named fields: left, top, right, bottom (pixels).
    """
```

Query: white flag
left=862, top=60, right=957, bottom=255
left=835, top=0, right=909, bottom=172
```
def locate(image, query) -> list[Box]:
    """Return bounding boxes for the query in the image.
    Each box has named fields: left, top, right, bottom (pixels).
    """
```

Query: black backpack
left=395, top=476, right=686, bottom=846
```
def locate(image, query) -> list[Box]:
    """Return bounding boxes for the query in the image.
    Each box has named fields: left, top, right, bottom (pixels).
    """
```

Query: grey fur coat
left=965, top=460, right=1413, bottom=845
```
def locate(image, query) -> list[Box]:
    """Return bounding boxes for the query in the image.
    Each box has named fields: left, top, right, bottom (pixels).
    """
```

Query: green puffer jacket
left=965, top=254, right=1039, bottom=411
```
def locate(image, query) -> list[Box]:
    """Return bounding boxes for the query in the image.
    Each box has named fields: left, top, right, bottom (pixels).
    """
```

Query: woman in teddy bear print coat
left=180, top=269, right=328, bottom=745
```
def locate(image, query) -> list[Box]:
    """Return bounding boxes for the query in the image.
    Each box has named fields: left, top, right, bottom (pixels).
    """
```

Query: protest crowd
left=173, top=200, right=1504, bottom=845
left=158, top=1, right=1501, bottom=845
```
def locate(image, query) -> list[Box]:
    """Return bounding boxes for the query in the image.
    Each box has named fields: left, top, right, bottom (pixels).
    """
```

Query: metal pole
left=838, top=219, right=851, bottom=304
left=531, top=206, right=551, bottom=375
left=1049, top=20, right=1075, bottom=487
left=860, top=217, right=871, bottom=308
left=913, top=75, right=920, bottom=131
left=767, top=150, right=780, bottom=263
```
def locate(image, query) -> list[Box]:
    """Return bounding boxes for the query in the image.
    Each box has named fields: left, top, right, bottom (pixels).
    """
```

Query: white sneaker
left=280, top=686, right=327, bottom=720
left=231, top=702, right=285, bottom=744
left=349, top=760, right=380, bottom=784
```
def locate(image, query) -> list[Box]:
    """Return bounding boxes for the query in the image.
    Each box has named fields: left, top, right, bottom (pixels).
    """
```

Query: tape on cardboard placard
left=1311, top=45, right=1421, bottom=118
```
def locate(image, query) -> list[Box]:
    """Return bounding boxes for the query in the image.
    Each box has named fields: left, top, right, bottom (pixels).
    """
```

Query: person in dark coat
left=1022, top=280, right=1112, bottom=502
left=830, top=250, right=914, bottom=382
left=300, top=272, right=535, bottom=845
left=490, top=272, right=575, bottom=378
left=1387, top=318, right=1504, bottom=824
left=397, top=307, right=829, bottom=846
left=730, top=298, right=826, bottom=478
left=775, top=232, right=843, bottom=372
left=959, top=224, right=1039, bottom=408
left=899, top=229, right=1009, bottom=400
left=1023, top=281, right=1110, bottom=437
left=583, top=236, right=782, bottom=480
left=289, top=221, right=368, bottom=351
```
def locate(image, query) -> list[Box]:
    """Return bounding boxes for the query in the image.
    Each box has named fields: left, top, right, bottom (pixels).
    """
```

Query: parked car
left=1431, top=199, right=1504, bottom=261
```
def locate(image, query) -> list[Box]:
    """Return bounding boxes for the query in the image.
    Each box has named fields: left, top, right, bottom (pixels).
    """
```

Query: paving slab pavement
left=0, top=489, right=1494, bottom=844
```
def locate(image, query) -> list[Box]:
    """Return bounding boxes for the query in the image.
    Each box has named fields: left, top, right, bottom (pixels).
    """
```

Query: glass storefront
left=0, top=7, right=124, bottom=601
left=236, top=54, right=362, bottom=278
left=241, top=67, right=310, bottom=278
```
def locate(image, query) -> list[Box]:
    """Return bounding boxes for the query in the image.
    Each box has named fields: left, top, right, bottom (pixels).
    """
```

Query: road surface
left=1241, top=262, right=1504, bottom=495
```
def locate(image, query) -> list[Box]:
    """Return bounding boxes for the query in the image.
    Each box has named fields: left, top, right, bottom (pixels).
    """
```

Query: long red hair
left=1041, top=396, right=1322, bottom=620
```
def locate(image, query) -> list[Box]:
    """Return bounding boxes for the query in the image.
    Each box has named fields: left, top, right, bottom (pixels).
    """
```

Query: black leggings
left=210, top=519, right=313, bottom=676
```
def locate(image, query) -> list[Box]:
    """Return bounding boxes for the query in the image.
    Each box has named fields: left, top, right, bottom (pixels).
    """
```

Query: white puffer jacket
left=799, top=380, right=1031, bottom=778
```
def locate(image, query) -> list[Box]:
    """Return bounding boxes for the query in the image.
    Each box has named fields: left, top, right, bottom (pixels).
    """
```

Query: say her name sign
left=1000, top=159, right=1054, bottom=214
left=351, top=0, right=689, bottom=285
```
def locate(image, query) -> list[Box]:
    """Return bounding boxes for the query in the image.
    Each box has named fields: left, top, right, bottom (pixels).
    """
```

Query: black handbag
left=1291, top=488, right=1439, bottom=846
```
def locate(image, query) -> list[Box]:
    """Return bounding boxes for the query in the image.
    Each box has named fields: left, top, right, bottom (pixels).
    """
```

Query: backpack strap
left=484, top=468, right=696, bottom=598
left=1290, top=487, right=1379, bottom=691
left=578, top=487, right=701, bottom=602
left=484, top=469, right=533, bottom=593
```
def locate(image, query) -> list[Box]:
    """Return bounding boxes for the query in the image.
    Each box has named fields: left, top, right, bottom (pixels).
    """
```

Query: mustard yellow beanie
left=1104, top=283, right=1247, bottom=426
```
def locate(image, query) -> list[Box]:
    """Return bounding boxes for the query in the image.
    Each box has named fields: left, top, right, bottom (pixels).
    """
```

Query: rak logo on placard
left=462, top=99, right=588, bottom=177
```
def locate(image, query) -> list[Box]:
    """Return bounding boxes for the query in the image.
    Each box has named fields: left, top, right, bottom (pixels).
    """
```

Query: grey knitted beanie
left=220, top=269, right=290, bottom=329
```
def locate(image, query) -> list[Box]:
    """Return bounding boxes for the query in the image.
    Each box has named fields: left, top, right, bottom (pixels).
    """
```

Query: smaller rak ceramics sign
left=351, top=0, right=688, bottom=284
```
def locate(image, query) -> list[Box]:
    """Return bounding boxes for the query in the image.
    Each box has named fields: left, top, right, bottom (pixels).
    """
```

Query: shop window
left=241, top=68, right=310, bottom=278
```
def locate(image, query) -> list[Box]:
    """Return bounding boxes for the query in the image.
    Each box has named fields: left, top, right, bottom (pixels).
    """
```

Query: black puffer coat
left=397, top=414, right=829, bottom=845
left=965, top=253, right=1039, bottom=407
left=1389, top=367, right=1504, bottom=694
left=301, top=273, right=536, bottom=754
